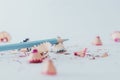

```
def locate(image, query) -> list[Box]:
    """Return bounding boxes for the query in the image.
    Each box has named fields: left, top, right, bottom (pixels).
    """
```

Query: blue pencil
left=0, top=38, right=68, bottom=51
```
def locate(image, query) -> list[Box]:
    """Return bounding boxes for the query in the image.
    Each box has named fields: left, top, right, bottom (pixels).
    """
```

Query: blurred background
left=0, top=0, right=120, bottom=44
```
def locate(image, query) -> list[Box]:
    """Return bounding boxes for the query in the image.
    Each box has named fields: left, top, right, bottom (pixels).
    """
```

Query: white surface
left=0, top=0, right=120, bottom=80
left=0, top=43, right=120, bottom=80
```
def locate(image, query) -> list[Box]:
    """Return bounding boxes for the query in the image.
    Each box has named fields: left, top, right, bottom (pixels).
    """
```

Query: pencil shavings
left=74, top=48, right=87, bottom=57
left=92, top=36, right=102, bottom=46
left=28, top=49, right=43, bottom=63
left=28, top=42, right=52, bottom=63
left=52, top=43, right=66, bottom=53
left=41, top=59, right=57, bottom=75
left=37, top=42, right=52, bottom=53
left=111, top=31, right=120, bottom=42
left=73, top=47, right=109, bottom=60
left=0, top=31, right=11, bottom=43
left=101, top=53, right=109, bottom=58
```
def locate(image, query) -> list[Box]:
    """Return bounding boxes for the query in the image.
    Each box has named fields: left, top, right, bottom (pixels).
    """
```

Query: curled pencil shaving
left=0, top=31, right=11, bottom=43
left=52, top=43, right=66, bottom=53
left=111, top=31, right=120, bottom=42
left=28, top=42, right=52, bottom=63
left=74, top=48, right=87, bottom=57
